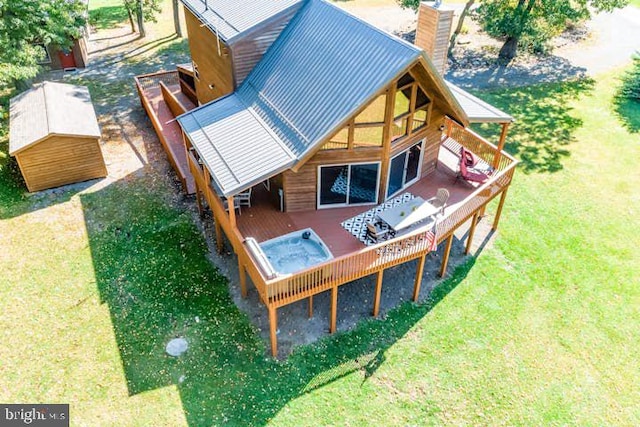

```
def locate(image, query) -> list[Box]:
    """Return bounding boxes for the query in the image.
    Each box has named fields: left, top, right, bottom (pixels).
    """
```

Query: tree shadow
left=613, top=96, right=640, bottom=134
left=79, top=171, right=477, bottom=425
left=468, top=78, right=595, bottom=173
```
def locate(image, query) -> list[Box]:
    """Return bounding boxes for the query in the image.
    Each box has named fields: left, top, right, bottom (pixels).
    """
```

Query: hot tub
left=259, top=228, right=334, bottom=275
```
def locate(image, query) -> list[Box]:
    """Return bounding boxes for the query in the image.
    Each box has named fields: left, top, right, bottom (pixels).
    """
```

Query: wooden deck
left=236, top=156, right=473, bottom=258
left=136, top=74, right=519, bottom=357
left=135, top=71, right=197, bottom=194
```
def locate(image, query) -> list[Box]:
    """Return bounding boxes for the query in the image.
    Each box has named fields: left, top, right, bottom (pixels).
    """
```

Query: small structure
left=9, top=81, right=106, bottom=192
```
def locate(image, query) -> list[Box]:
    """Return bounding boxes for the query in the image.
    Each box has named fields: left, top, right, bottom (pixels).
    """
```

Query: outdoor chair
left=366, top=222, right=391, bottom=243
left=236, top=187, right=252, bottom=208
left=458, top=147, right=491, bottom=184
left=426, top=188, right=450, bottom=217
left=223, top=197, right=241, bottom=215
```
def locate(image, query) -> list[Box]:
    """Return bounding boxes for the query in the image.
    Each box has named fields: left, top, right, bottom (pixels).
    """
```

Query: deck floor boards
left=143, top=84, right=197, bottom=194
left=236, top=159, right=475, bottom=258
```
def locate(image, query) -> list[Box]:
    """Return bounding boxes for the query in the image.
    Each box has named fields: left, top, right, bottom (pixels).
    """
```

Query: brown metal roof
left=9, top=81, right=101, bottom=155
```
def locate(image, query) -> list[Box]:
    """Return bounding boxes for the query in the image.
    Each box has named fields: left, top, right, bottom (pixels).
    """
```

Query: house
left=9, top=81, right=106, bottom=192
left=135, top=0, right=518, bottom=356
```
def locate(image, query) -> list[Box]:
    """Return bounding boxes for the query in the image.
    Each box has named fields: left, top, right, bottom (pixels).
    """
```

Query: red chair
left=458, top=147, right=491, bottom=184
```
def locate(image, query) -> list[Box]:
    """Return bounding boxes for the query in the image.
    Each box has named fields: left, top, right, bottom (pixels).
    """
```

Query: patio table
left=377, top=197, right=439, bottom=232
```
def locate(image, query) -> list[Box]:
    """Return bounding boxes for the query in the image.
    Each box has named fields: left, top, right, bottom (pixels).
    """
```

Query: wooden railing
left=187, top=121, right=518, bottom=310
left=134, top=70, right=179, bottom=93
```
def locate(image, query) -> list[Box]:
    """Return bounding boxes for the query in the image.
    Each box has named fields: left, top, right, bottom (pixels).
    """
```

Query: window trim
left=317, top=161, right=381, bottom=209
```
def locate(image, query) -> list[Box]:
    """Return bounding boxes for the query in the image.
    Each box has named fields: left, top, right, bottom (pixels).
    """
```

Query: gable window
left=322, top=95, right=386, bottom=150
left=318, top=162, right=380, bottom=208
left=392, top=73, right=432, bottom=141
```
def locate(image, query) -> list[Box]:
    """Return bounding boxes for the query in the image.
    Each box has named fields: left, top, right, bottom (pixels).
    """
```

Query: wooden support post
left=213, top=210, right=223, bottom=254
left=308, top=296, right=313, bottom=319
left=238, top=255, right=247, bottom=298
left=412, top=254, right=427, bottom=302
left=439, top=234, right=454, bottom=277
left=195, top=190, right=204, bottom=218
left=372, top=270, right=384, bottom=317
left=268, top=306, right=278, bottom=358
left=492, top=122, right=510, bottom=169
left=465, top=212, right=479, bottom=255
left=227, top=195, right=236, bottom=228
left=330, top=286, right=338, bottom=333
left=493, top=189, right=509, bottom=231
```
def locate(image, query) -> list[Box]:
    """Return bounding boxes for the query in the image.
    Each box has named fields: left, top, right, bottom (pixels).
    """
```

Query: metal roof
left=179, top=0, right=472, bottom=197
left=238, top=0, right=422, bottom=159
left=180, top=0, right=303, bottom=44
left=446, top=81, right=514, bottom=123
left=9, top=81, right=101, bottom=155
left=178, top=94, right=296, bottom=196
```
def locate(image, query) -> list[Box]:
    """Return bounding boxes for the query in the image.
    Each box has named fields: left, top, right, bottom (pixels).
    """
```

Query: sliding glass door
left=386, top=141, right=423, bottom=199
left=318, top=162, right=380, bottom=208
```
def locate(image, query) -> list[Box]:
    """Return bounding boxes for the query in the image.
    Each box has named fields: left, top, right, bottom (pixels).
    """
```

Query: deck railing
left=187, top=119, right=518, bottom=310
left=134, top=70, right=179, bottom=93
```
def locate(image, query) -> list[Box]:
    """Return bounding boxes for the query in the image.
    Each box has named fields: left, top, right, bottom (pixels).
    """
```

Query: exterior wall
left=232, top=6, right=301, bottom=85
left=48, top=37, right=88, bottom=70
left=284, top=148, right=383, bottom=212
left=184, top=8, right=235, bottom=104
left=16, top=136, right=107, bottom=192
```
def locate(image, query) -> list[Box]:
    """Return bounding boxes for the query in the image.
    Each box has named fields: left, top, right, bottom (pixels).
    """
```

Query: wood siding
left=184, top=8, right=234, bottom=104
left=232, top=7, right=300, bottom=85
left=415, top=4, right=454, bottom=75
left=16, top=135, right=107, bottom=192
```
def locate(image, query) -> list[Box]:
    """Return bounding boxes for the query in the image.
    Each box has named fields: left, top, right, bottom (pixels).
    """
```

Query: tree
left=173, top=0, right=182, bottom=38
left=0, top=0, right=86, bottom=88
left=620, top=53, right=640, bottom=100
left=448, top=0, right=475, bottom=58
left=123, top=0, right=162, bottom=38
left=475, top=0, right=628, bottom=62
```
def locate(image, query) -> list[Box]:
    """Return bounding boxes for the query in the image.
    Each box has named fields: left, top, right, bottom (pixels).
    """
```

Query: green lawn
left=1, top=5, right=640, bottom=426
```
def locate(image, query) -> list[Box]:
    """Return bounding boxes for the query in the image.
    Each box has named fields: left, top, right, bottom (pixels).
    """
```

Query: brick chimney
left=415, top=2, right=455, bottom=76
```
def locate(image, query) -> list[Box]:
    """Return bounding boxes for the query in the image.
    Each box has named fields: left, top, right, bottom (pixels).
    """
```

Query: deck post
left=268, top=305, right=278, bottom=358
left=330, top=286, right=338, bottom=333
left=492, top=122, right=510, bottom=169
left=227, top=195, right=236, bottom=228
left=439, top=234, right=454, bottom=277
left=372, top=270, right=384, bottom=317
left=493, top=188, right=509, bottom=231
left=195, top=189, right=204, bottom=218
left=238, top=255, right=247, bottom=298
left=213, top=210, right=223, bottom=254
left=465, top=212, right=479, bottom=255
left=308, top=296, right=313, bottom=319
left=412, top=254, right=427, bottom=302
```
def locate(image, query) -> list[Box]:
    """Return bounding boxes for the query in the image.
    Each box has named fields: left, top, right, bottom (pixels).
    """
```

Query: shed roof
left=180, top=0, right=303, bottom=44
left=9, top=81, right=101, bottom=155
left=446, top=82, right=514, bottom=123
left=179, top=94, right=296, bottom=196
left=178, top=0, right=468, bottom=197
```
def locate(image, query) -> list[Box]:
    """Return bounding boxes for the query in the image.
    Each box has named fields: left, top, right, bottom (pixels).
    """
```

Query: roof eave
left=418, top=53, right=469, bottom=127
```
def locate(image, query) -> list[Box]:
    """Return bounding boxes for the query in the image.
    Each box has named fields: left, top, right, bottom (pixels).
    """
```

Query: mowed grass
left=1, top=5, right=640, bottom=426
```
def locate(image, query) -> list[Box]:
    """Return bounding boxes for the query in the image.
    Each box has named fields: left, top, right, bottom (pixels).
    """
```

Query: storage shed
left=9, top=81, right=106, bottom=192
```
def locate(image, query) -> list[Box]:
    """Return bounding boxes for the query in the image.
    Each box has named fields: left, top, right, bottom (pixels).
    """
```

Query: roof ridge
left=40, top=82, right=53, bottom=138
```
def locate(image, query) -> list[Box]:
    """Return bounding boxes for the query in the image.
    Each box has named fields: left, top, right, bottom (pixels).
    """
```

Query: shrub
left=620, top=53, right=640, bottom=100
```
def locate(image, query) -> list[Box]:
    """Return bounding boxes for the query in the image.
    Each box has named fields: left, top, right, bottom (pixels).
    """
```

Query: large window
left=392, top=73, right=432, bottom=141
left=318, top=163, right=380, bottom=207
left=386, top=141, right=423, bottom=198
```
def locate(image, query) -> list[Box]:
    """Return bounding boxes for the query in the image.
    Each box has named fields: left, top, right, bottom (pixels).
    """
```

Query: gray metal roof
left=179, top=0, right=470, bottom=197
left=446, top=81, right=514, bottom=123
left=9, top=81, right=101, bottom=155
left=178, top=94, right=296, bottom=196
left=238, top=0, right=422, bottom=159
left=180, top=0, right=303, bottom=43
